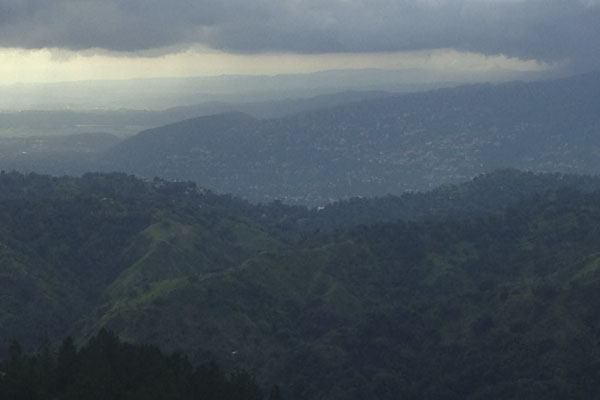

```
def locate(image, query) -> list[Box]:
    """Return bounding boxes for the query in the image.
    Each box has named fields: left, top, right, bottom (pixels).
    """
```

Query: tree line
left=0, top=329, right=283, bottom=400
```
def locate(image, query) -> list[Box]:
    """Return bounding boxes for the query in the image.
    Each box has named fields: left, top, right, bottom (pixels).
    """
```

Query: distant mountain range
left=0, top=67, right=529, bottom=111
left=99, top=71, right=600, bottom=204
left=0, top=71, right=599, bottom=205
left=0, top=90, right=391, bottom=137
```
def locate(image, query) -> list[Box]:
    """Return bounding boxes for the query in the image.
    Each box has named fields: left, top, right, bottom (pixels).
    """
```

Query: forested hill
left=230, top=169, right=600, bottom=237
left=3, top=170, right=600, bottom=398
left=101, top=71, right=600, bottom=204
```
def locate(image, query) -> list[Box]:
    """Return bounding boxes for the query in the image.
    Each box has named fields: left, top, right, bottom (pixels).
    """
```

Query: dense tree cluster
left=0, top=330, right=281, bottom=400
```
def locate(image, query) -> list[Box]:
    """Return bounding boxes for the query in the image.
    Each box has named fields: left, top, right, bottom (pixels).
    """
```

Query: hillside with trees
left=2, top=73, right=600, bottom=206
left=3, top=171, right=600, bottom=398
left=0, top=330, right=279, bottom=400
left=101, top=72, right=600, bottom=205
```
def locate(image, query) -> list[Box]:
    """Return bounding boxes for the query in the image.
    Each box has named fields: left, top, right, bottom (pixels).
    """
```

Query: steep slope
left=0, top=241, right=87, bottom=345
left=4, top=172, right=600, bottom=399
left=90, top=189, right=600, bottom=400
left=102, top=112, right=261, bottom=189
left=0, top=172, right=281, bottom=349
left=101, top=72, right=600, bottom=205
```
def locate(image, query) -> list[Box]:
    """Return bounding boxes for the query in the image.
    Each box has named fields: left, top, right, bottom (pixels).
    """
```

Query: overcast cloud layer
left=0, top=0, right=599, bottom=68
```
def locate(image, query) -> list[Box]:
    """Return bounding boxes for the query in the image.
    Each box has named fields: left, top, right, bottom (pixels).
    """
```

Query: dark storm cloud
left=0, top=0, right=599, bottom=65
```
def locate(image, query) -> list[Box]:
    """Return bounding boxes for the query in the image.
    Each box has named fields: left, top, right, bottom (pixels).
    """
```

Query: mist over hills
left=3, top=170, right=600, bottom=399
left=95, top=71, right=600, bottom=205
left=0, top=90, right=392, bottom=138
left=0, top=71, right=598, bottom=205
left=0, top=69, right=460, bottom=112
left=0, top=132, right=120, bottom=179
left=0, top=67, right=548, bottom=138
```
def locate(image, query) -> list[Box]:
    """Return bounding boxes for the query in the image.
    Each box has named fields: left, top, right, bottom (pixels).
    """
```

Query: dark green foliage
left=4, top=170, right=600, bottom=399
left=268, top=385, right=283, bottom=400
left=0, top=171, right=281, bottom=349
left=0, top=331, right=269, bottom=400
left=302, top=169, right=600, bottom=231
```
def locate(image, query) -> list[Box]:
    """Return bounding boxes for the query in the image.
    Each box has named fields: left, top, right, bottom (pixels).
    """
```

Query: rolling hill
left=100, top=72, right=600, bottom=205
left=3, top=170, right=600, bottom=398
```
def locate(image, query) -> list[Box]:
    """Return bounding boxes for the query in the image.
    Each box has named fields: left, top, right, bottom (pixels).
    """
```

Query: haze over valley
left=1, top=71, right=599, bottom=205
left=2, top=1, right=600, bottom=399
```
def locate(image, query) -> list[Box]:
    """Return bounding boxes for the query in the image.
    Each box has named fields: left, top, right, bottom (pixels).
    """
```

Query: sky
left=0, top=0, right=598, bottom=84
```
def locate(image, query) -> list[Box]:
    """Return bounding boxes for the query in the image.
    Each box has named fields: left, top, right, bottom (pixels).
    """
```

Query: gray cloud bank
left=1, top=0, right=599, bottom=67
